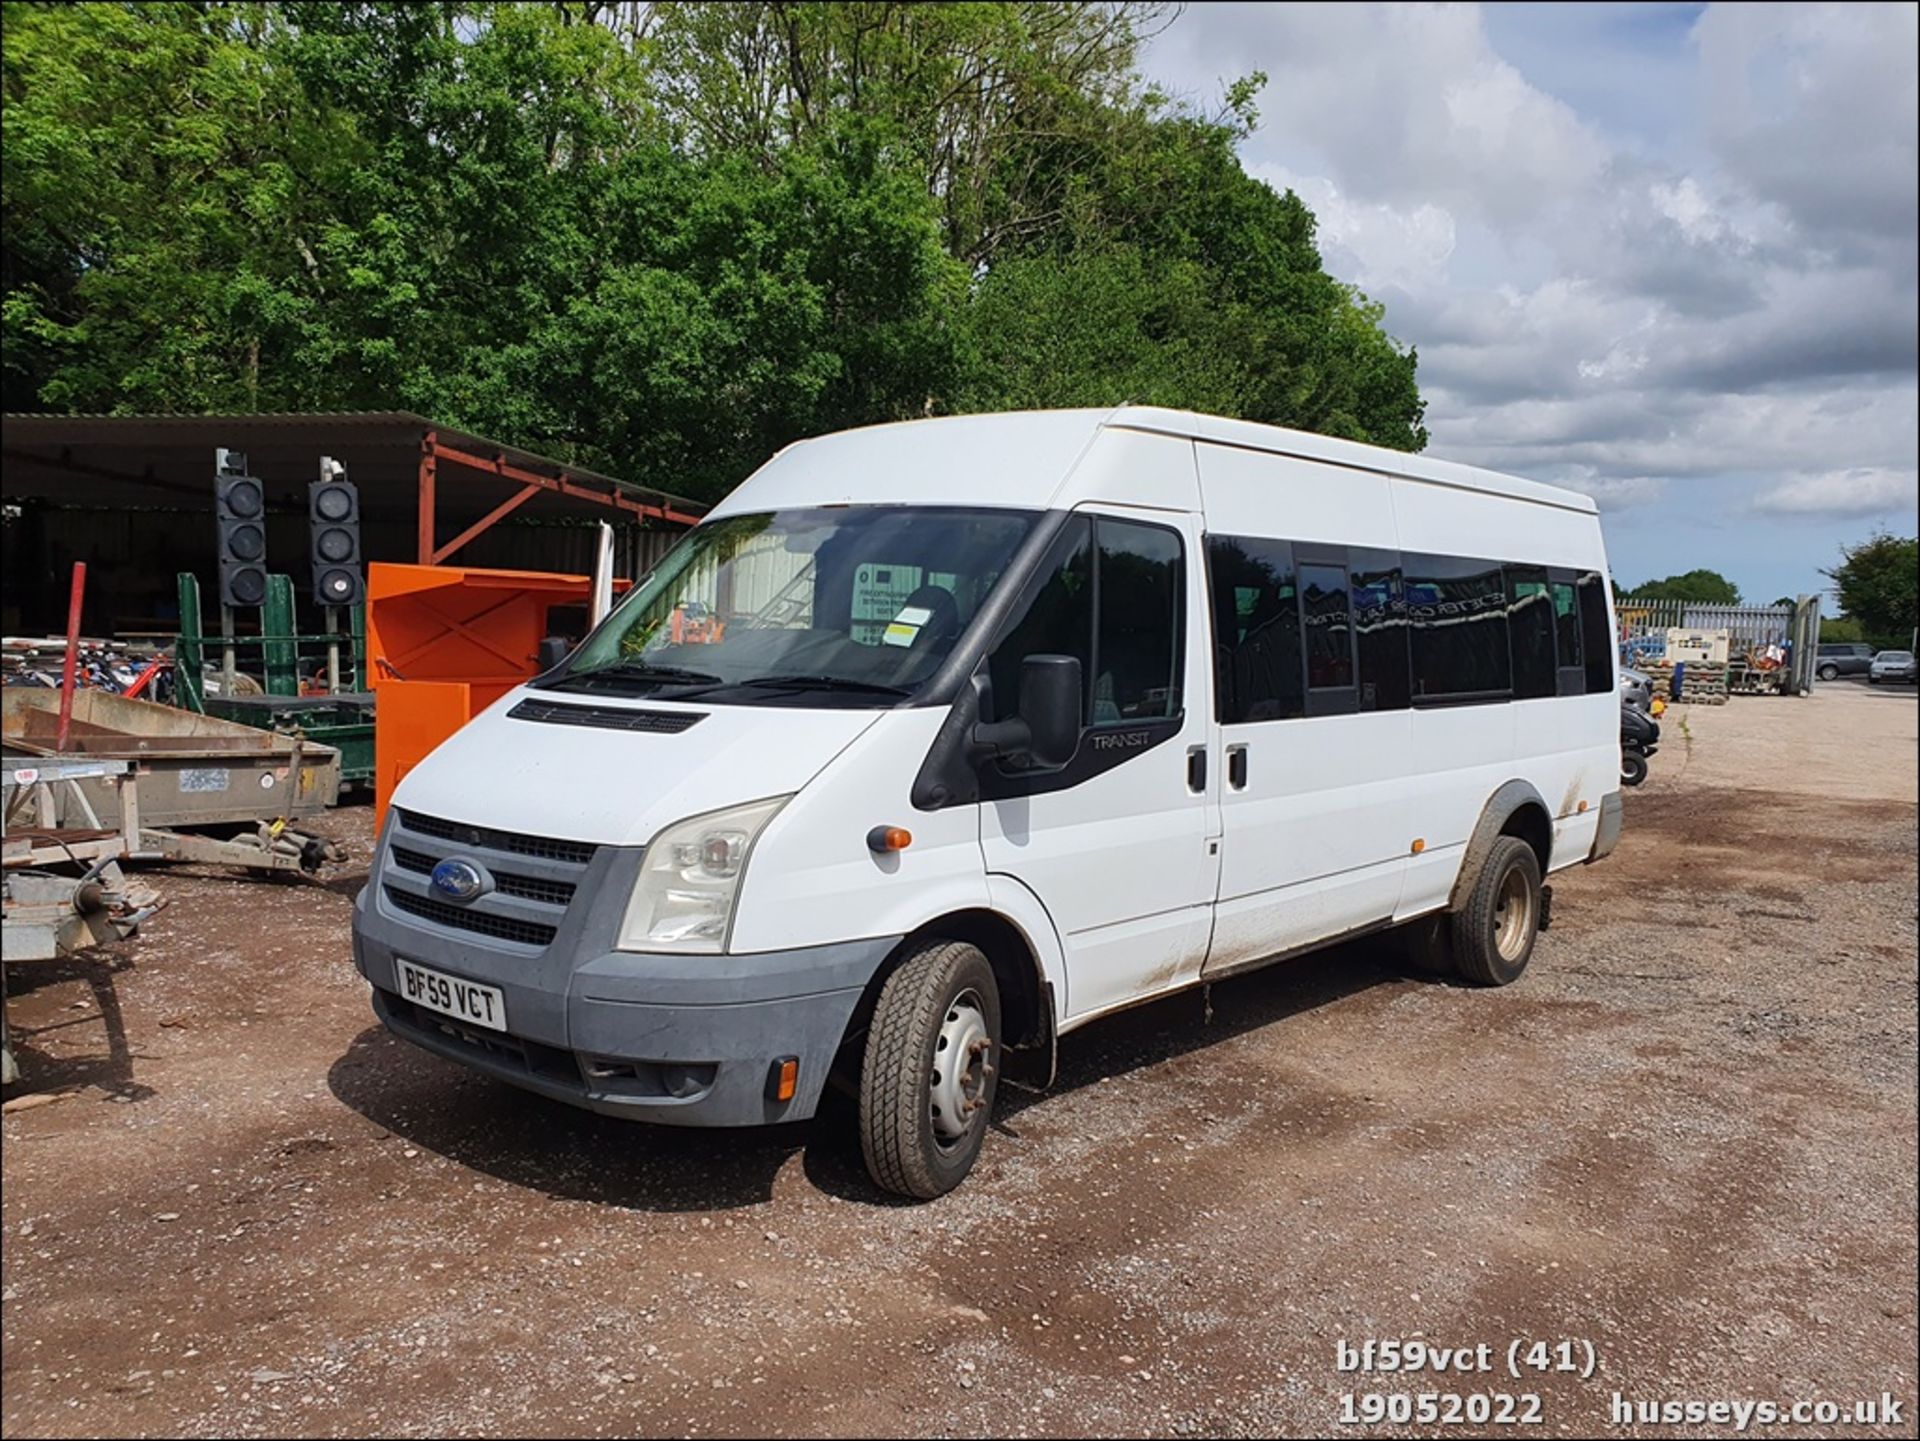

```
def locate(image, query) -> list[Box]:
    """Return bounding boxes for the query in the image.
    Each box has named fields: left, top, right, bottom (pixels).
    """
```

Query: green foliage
left=3, top=0, right=1428, bottom=502
left=1627, top=569, right=1743, bottom=606
left=1825, top=534, right=1919, bottom=648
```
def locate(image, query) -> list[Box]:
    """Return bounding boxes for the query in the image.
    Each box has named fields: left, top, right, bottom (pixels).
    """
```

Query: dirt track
left=3, top=684, right=1916, bottom=1438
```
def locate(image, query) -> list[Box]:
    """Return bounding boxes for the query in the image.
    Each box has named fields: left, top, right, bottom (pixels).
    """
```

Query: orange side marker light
left=867, top=826, right=913, bottom=853
left=1410, top=838, right=1426, bottom=854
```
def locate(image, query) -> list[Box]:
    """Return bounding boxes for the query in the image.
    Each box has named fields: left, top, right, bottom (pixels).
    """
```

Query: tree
left=1825, top=534, right=1918, bottom=647
left=2, top=1, right=1430, bottom=502
left=1626, top=569, right=1743, bottom=605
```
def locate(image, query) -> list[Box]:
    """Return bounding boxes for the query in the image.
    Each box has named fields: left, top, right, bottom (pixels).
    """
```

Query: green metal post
left=175, top=572, right=207, bottom=713
left=263, top=574, right=299, bottom=696
left=349, top=601, right=367, bottom=692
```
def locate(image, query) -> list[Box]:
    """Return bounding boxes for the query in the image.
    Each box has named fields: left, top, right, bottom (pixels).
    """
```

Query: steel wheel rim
left=1493, top=864, right=1535, bottom=961
left=929, top=987, right=992, bottom=1147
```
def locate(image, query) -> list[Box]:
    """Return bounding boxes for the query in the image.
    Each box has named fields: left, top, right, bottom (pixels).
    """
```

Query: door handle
left=1227, top=743, right=1248, bottom=790
left=1186, top=745, right=1207, bottom=793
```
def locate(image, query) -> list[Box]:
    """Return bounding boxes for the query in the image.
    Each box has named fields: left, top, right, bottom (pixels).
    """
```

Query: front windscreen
left=544, top=506, right=1040, bottom=706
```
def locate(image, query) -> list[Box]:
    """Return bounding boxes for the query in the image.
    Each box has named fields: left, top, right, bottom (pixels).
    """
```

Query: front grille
left=508, top=698, right=705, bottom=734
left=395, top=809, right=596, bottom=866
left=383, top=886, right=558, bottom=948
left=389, top=845, right=576, bottom=907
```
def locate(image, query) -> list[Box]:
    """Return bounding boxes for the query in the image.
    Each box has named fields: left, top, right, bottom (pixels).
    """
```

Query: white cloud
left=1140, top=0, right=1920, bottom=579
left=1752, top=469, right=1920, bottom=518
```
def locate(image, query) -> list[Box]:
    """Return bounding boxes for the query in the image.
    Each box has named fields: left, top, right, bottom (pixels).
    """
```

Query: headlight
left=617, top=796, right=789, bottom=953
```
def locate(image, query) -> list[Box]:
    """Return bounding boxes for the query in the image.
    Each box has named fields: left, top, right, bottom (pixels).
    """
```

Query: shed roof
left=0, top=411, right=704, bottom=528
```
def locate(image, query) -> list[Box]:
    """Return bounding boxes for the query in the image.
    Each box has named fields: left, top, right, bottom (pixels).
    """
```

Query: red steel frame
left=415, top=428, right=702, bottom=564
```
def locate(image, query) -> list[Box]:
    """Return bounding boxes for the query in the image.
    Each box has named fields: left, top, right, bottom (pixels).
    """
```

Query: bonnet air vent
left=507, top=698, right=706, bottom=734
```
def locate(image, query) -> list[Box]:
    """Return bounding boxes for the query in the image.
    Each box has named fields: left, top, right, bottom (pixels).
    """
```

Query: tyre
left=1869, top=675, right=1880, bottom=685
left=859, top=939, right=1001, bottom=1200
left=1450, top=835, right=1543, bottom=987
left=1817, top=663, right=1838, bottom=681
left=1401, top=913, right=1457, bottom=977
left=1621, top=747, right=1648, bottom=787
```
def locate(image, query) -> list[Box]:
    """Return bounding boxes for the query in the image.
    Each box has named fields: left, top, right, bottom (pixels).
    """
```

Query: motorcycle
left=1621, top=703, right=1660, bottom=787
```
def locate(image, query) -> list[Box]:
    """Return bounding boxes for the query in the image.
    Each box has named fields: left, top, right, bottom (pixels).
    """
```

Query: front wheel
left=1622, top=747, right=1649, bottom=786
left=859, top=940, right=1002, bottom=1199
left=1450, top=836, right=1543, bottom=987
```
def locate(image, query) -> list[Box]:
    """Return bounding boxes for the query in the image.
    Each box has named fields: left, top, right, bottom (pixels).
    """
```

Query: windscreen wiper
left=548, top=660, right=724, bottom=690
left=734, top=674, right=913, bottom=697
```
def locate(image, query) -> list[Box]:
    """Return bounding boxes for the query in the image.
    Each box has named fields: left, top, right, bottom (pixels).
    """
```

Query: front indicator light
left=768, top=1056, right=799, bottom=1103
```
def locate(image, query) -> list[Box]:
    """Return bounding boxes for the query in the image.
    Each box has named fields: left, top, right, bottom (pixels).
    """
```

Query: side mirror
left=535, top=635, right=572, bottom=673
left=972, top=654, right=1082, bottom=771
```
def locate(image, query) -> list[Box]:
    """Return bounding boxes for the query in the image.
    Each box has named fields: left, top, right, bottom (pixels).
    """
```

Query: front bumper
left=352, top=878, right=898, bottom=1128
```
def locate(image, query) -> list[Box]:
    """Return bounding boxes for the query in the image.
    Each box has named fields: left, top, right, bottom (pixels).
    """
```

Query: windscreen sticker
left=882, top=604, right=933, bottom=648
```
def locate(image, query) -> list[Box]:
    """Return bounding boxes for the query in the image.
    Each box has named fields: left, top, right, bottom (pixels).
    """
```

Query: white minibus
left=352, top=407, right=1622, bottom=1197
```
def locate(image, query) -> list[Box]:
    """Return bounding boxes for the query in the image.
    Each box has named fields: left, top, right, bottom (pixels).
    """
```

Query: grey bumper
left=1587, top=789, right=1624, bottom=862
left=352, top=877, right=898, bottom=1128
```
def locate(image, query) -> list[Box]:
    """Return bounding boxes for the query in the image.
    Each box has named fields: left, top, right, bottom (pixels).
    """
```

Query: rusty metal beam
left=417, top=430, right=438, bottom=565
left=429, top=440, right=703, bottom=528
left=430, top=481, right=543, bottom=565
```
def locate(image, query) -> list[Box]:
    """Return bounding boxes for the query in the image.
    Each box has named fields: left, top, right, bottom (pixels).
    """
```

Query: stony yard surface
left=3, top=682, right=1915, bottom=1438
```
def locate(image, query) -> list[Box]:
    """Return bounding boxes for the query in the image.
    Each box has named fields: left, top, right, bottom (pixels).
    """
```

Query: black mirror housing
left=1016, top=653, right=1082, bottom=769
left=536, top=635, right=572, bottom=673
left=972, top=653, right=1082, bottom=771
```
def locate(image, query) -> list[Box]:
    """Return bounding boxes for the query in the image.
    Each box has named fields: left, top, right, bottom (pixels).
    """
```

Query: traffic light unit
left=214, top=448, right=268, bottom=607
left=310, top=457, right=364, bottom=608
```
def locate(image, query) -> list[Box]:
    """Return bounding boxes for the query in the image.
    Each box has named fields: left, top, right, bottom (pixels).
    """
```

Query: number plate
left=395, top=958, right=507, bottom=1033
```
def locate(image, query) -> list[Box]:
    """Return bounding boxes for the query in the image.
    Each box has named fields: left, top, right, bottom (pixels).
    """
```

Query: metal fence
left=1615, top=593, right=1823, bottom=695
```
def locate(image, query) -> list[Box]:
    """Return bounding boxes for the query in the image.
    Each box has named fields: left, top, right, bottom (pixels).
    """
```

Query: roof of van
left=706, top=407, right=1599, bottom=519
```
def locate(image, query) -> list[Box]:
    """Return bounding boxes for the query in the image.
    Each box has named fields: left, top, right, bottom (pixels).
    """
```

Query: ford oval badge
left=429, top=857, right=487, bottom=902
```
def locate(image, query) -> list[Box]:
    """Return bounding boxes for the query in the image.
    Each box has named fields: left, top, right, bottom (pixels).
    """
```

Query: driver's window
left=986, top=514, right=1185, bottom=727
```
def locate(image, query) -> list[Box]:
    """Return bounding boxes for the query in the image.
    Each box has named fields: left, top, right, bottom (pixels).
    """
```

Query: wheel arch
left=1447, top=780, right=1554, bottom=911
left=835, top=906, right=1059, bottom=1093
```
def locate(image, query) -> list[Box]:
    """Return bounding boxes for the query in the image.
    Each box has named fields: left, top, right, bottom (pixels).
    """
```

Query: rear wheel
left=1621, top=747, right=1648, bottom=787
left=858, top=940, right=1001, bottom=1200
left=1450, top=836, right=1543, bottom=987
left=1818, top=663, right=1839, bottom=681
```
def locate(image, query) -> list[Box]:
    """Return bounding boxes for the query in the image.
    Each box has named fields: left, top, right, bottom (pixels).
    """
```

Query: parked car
left=1620, top=666, right=1655, bottom=710
left=1815, top=642, right=1874, bottom=680
left=1869, top=650, right=1916, bottom=685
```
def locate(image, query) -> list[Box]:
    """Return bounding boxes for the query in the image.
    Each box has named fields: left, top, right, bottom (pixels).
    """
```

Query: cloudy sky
left=1142, top=1, right=1918, bottom=604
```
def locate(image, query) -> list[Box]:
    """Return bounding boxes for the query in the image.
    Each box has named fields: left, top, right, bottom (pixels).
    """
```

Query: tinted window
left=1206, top=535, right=1304, bottom=723
left=1577, top=571, right=1614, bottom=694
left=1094, top=520, right=1184, bottom=722
left=1506, top=566, right=1556, bottom=699
left=1552, top=579, right=1583, bottom=674
left=1406, top=554, right=1512, bottom=700
left=1353, top=559, right=1410, bottom=711
left=1299, top=562, right=1354, bottom=690
left=988, top=517, right=1092, bottom=724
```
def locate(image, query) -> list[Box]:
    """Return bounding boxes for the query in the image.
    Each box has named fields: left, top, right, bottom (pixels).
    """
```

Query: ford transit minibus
left=352, top=407, right=1623, bottom=1197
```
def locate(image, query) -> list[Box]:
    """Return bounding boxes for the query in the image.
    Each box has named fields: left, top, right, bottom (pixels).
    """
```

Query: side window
left=1093, top=519, right=1184, bottom=723
left=1506, top=565, right=1557, bottom=699
left=1406, top=553, right=1512, bottom=701
left=1353, top=556, right=1410, bottom=711
left=1299, top=562, right=1355, bottom=691
left=1551, top=576, right=1584, bottom=694
left=1206, top=535, right=1304, bottom=723
left=986, top=514, right=1183, bottom=728
left=1577, top=571, right=1614, bottom=694
left=987, top=517, right=1092, bottom=725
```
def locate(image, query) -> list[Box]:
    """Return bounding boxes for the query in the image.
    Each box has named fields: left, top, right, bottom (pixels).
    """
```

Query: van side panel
left=1195, top=444, right=1412, bottom=973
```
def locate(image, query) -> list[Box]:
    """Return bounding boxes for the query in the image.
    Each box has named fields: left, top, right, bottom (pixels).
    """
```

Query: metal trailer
left=1, top=688, right=344, bottom=874
left=1, top=862, right=163, bottom=1086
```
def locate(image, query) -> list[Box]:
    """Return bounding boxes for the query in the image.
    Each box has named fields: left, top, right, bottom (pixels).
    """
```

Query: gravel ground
left=3, top=685, right=1915, bottom=1438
